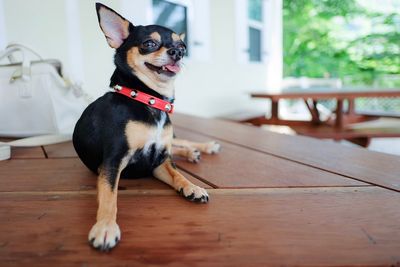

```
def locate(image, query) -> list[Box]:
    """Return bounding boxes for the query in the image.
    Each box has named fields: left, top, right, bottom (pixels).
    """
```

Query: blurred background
left=0, top=0, right=282, bottom=117
left=1, top=0, right=399, bottom=115
left=0, top=0, right=399, bottom=153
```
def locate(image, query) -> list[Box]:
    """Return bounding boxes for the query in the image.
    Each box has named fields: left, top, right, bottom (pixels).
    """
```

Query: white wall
left=0, top=0, right=282, bottom=118
left=177, top=0, right=274, bottom=116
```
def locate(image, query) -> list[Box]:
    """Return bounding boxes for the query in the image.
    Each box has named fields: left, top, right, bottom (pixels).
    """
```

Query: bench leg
left=304, top=99, right=321, bottom=125
left=346, top=137, right=371, bottom=148
left=271, top=100, right=279, bottom=120
left=335, top=99, right=344, bottom=129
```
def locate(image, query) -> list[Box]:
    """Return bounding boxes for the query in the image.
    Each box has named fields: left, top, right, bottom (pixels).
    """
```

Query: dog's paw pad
left=187, top=149, right=201, bottom=163
left=205, top=141, right=221, bottom=154
left=88, top=220, right=121, bottom=251
left=179, top=184, right=209, bottom=203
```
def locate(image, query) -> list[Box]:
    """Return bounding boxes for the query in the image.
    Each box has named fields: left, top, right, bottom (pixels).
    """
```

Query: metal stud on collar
left=165, top=103, right=172, bottom=112
left=114, top=85, right=122, bottom=91
left=130, top=90, right=137, bottom=98
left=148, top=98, right=156, bottom=105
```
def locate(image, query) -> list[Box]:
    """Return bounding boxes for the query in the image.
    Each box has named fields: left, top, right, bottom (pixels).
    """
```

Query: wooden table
left=249, top=88, right=400, bottom=146
left=1, top=113, right=400, bottom=266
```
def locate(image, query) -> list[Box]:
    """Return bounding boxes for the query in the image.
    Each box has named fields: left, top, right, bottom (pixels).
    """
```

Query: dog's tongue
left=164, top=64, right=180, bottom=73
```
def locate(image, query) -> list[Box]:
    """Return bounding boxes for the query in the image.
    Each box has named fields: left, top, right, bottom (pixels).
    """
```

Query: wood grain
left=290, top=123, right=400, bottom=138
left=43, top=142, right=78, bottom=158
left=11, top=146, right=46, bottom=159
left=251, top=89, right=400, bottom=100
left=0, top=187, right=399, bottom=267
left=1, top=114, right=399, bottom=266
left=174, top=128, right=368, bottom=188
left=171, top=113, right=400, bottom=192
left=0, top=158, right=211, bottom=192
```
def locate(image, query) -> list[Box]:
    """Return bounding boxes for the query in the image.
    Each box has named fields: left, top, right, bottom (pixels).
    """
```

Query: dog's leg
left=89, top=155, right=129, bottom=251
left=172, top=146, right=201, bottom=163
left=172, top=138, right=221, bottom=154
left=153, top=157, right=209, bottom=203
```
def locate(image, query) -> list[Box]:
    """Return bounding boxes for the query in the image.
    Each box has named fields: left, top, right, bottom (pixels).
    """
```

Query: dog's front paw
left=178, top=184, right=209, bottom=203
left=89, top=220, right=121, bottom=251
left=204, top=141, right=221, bottom=154
left=187, top=149, right=201, bottom=163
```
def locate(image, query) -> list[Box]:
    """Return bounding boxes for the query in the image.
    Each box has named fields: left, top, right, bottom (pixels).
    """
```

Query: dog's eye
left=143, top=40, right=158, bottom=48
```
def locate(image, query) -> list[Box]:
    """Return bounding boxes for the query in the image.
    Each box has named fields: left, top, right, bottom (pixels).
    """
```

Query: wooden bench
left=247, top=88, right=400, bottom=147
left=290, top=119, right=400, bottom=146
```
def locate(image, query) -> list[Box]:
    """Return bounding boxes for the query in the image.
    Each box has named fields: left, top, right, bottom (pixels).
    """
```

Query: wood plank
left=251, top=89, right=400, bottom=100
left=171, top=113, right=400, bottom=192
left=291, top=124, right=400, bottom=139
left=174, top=128, right=368, bottom=188
left=0, top=158, right=211, bottom=192
left=11, top=146, right=46, bottom=159
left=43, top=141, right=78, bottom=158
left=358, top=110, right=400, bottom=119
left=0, top=187, right=399, bottom=266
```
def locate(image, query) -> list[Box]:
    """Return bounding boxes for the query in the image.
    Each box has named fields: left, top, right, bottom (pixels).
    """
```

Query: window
left=152, top=0, right=189, bottom=54
left=248, top=0, right=264, bottom=62
left=147, top=0, right=210, bottom=61
left=236, top=0, right=268, bottom=63
left=236, top=0, right=283, bottom=85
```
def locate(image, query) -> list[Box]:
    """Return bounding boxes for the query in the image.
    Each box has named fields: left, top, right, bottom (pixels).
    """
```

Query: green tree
left=283, top=0, right=400, bottom=86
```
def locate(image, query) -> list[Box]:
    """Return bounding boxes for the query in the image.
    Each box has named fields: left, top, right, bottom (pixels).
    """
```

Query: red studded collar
left=113, top=85, right=174, bottom=113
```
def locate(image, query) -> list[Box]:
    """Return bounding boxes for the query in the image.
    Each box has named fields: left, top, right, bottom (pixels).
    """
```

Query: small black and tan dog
left=73, top=3, right=220, bottom=251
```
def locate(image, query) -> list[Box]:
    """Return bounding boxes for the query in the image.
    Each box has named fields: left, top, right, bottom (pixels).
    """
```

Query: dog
left=72, top=3, right=220, bottom=251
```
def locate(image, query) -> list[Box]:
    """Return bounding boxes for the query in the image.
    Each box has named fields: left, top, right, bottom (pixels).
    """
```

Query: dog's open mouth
left=145, top=62, right=180, bottom=76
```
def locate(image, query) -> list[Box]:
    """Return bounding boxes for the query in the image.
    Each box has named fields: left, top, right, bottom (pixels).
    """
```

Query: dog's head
left=96, top=3, right=186, bottom=98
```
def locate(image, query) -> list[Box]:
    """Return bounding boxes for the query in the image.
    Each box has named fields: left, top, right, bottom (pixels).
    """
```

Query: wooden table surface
left=251, top=88, right=400, bottom=100
left=1, top=113, right=400, bottom=267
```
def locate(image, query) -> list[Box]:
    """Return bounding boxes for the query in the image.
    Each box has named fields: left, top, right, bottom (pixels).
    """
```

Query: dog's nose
left=167, top=47, right=184, bottom=61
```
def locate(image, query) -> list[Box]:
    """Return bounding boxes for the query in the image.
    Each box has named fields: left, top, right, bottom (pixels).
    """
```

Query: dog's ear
left=96, top=3, right=132, bottom=49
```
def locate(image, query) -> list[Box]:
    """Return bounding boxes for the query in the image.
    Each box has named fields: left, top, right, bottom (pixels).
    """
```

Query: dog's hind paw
left=205, top=141, right=221, bottom=154
left=89, top=220, right=121, bottom=251
left=178, top=184, right=209, bottom=203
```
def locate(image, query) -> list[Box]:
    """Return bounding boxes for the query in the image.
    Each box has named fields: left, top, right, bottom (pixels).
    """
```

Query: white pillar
left=0, top=0, right=7, bottom=49
left=264, top=0, right=283, bottom=91
left=64, top=0, right=85, bottom=83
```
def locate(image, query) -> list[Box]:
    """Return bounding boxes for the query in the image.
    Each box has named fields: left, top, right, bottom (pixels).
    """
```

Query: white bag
left=0, top=44, right=91, bottom=160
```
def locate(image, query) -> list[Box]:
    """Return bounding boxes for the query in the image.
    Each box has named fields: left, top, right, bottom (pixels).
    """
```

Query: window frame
left=151, top=0, right=195, bottom=59
left=236, top=0, right=269, bottom=64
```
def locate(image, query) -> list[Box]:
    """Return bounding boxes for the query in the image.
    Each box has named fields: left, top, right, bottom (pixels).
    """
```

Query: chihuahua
left=73, top=3, right=220, bottom=251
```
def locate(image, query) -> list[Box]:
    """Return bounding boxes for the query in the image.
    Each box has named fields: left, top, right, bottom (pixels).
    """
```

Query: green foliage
left=283, top=0, right=400, bottom=86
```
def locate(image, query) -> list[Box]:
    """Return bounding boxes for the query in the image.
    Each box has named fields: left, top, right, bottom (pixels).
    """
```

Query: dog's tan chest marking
left=125, top=115, right=173, bottom=154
